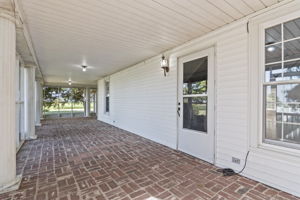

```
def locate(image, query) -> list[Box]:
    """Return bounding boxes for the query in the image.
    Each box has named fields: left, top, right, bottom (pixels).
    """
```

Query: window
left=263, top=17, right=300, bottom=148
left=182, top=57, right=208, bottom=132
left=104, top=80, right=110, bottom=113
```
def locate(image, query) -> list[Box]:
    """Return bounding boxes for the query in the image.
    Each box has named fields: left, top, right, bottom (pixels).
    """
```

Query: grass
left=43, top=102, right=96, bottom=115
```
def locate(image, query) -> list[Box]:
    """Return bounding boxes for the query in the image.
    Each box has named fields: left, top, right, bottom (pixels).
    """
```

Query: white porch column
left=0, top=5, right=21, bottom=192
left=85, top=87, right=90, bottom=117
left=95, top=89, right=98, bottom=116
left=19, top=62, right=25, bottom=141
left=24, top=65, right=37, bottom=139
left=35, top=80, right=42, bottom=126
left=15, top=55, right=21, bottom=148
left=40, top=85, right=43, bottom=119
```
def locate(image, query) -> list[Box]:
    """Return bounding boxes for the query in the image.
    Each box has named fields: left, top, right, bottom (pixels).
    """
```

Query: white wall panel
left=98, top=57, right=178, bottom=149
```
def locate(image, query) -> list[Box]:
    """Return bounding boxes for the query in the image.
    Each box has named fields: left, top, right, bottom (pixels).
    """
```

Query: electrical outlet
left=232, top=157, right=240, bottom=164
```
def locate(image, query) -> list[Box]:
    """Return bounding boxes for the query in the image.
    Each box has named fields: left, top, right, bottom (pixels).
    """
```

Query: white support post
left=95, top=89, right=98, bottom=116
left=40, top=85, right=43, bottom=119
left=15, top=55, right=20, bottom=148
left=24, top=65, right=37, bottom=139
left=19, top=61, right=25, bottom=141
left=35, top=80, right=42, bottom=126
left=85, top=87, right=90, bottom=117
left=0, top=4, right=21, bottom=193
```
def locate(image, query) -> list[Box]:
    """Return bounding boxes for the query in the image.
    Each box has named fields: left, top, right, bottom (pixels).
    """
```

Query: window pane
left=284, top=17, right=300, bottom=40
left=105, top=81, right=109, bottom=96
left=284, top=39, right=300, bottom=60
left=264, top=85, right=281, bottom=141
left=105, top=97, right=109, bottom=112
left=183, top=57, right=207, bottom=95
left=265, top=44, right=282, bottom=64
left=265, top=84, right=300, bottom=145
left=105, top=80, right=110, bottom=113
left=284, top=110, right=300, bottom=144
left=283, top=60, right=300, bottom=81
left=265, top=63, right=283, bottom=82
left=183, top=97, right=207, bottom=132
left=265, top=24, right=282, bottom=45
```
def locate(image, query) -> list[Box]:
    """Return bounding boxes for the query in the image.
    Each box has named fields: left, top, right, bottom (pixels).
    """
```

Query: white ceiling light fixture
left=267, top=46, right=276, bottom=52
left=82, top=65, right=87, bottom=72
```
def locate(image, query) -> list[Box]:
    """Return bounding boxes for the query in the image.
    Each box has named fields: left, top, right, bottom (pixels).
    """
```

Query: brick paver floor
left=1, top=118, right=299, bottom=200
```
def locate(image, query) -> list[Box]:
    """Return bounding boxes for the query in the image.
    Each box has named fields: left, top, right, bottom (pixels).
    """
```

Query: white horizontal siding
left=97, top=3, right=300, bottom=197
left=246, top=151, right=300, bottom=195
left=98, top=57, right=178, bottom=149
left=215, top=26, right=249, bottom=171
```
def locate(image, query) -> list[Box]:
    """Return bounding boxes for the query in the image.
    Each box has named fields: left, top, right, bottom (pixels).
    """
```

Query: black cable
left=237, top=151, right=250, bottom=174
left=217, top=151, right=250, bottom=176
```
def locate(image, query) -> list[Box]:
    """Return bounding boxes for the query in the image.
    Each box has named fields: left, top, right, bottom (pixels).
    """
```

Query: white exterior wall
left=97, top=2, right=300, bottom=197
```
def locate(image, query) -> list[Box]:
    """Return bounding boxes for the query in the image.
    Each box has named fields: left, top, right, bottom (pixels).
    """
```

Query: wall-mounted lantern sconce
left=82, top=65, right=87, bottom=72
left=68, top=78, right=72, bottom=85
left=160, top=55, right=169, bottom=77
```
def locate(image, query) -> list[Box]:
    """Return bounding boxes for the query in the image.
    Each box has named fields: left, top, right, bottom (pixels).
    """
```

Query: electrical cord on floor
left=217, top=151, right=250, bottom=176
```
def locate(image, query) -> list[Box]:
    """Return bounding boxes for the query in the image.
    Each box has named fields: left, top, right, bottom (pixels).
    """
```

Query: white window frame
left=261, top=14, right=300, bottom=150
left=249, top=2, right=300, bottom=156
left=104, top=78, right=110, bottom=115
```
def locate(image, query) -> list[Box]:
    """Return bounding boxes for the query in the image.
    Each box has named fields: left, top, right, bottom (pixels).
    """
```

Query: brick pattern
left=0, top=118, right=299, bottom=200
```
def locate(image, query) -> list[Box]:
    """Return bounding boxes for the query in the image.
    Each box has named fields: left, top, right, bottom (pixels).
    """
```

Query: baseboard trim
left=26, top=135, right=37, bottom=140
left=16, top=140, right=25, bottom=153
left=0, top=175, right=22, bottom=194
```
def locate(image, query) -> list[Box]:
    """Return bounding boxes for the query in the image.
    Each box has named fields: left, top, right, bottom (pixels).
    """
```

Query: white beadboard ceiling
left=19, top=0, right=283, bottom=85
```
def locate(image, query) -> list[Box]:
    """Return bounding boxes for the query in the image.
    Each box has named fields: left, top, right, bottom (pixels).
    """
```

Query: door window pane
left=183, top=57, right=207, bottom=95
left=183, top=97, right=207, bottom=132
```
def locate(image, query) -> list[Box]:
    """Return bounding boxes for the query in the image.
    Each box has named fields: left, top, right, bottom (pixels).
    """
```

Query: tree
left=43, top=87, right=85, bottom=111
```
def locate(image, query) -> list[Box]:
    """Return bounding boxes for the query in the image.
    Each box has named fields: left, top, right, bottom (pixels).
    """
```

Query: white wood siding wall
left=98, top=4, right=300, bottom=197
left=214, top=27, right=249, bottom=171
left=98, top=55, right=178, bottom=148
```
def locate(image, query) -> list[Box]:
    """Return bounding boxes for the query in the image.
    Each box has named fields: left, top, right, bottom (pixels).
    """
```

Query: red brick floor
left=1, top=118, right=299, bottom=200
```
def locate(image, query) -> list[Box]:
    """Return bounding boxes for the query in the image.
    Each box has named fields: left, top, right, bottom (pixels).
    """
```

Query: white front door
left=177, top=48, right=215, bottom=163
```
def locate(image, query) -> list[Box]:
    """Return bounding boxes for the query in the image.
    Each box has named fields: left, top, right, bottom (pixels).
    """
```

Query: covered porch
left=1, top=0, right=300, bottom=199
left=1, top=118, right=298, bottom=200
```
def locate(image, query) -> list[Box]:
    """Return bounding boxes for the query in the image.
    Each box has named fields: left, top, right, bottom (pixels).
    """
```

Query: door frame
left=176, top=47, right=216, bottom=164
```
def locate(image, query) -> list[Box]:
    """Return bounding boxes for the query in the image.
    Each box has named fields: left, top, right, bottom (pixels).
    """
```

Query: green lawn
left=43, top=102, right=96, bottom=115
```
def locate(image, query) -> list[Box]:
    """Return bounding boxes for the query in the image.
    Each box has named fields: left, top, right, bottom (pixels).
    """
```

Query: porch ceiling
left=19, top=0, right=283, bottom=85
